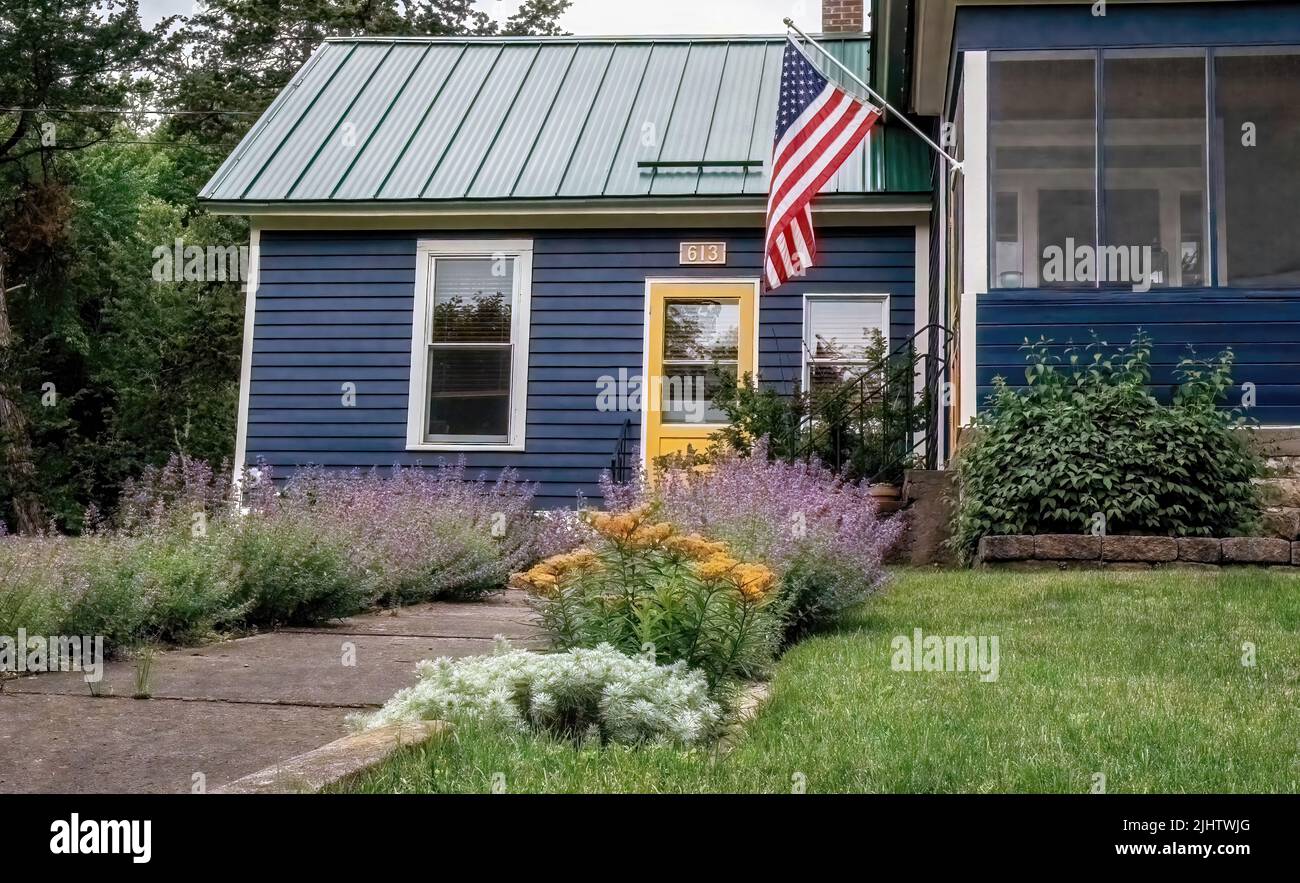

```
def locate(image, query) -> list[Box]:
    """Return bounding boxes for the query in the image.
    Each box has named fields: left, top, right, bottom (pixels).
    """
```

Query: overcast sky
left=138, top=1, right=828, bottom=35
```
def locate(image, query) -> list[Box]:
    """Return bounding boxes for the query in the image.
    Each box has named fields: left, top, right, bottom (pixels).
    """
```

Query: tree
left=0, top=2, right=164, bottom=531
left=163, top=0, right=572, bottom=150
left=0, top=0, right=573, bottom=533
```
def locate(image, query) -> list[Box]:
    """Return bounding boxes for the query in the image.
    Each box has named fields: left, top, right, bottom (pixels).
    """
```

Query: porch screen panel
left=988, top=53, right=1097, bottom=289
left=1102, top=52, right=1207, bottom=288
left=1214, top=51, right=1300, bottom=287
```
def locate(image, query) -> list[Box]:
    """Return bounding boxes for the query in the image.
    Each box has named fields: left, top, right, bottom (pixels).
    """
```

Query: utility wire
left=1, top=106, right=260, bottom=116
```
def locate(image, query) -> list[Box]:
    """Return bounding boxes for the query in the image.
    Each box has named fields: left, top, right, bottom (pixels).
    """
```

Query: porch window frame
left=985, top=47, right=1218, bottom=291
left=405, top=238, right=533, bottom=452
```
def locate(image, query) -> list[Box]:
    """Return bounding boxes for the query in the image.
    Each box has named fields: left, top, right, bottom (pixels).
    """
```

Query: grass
left=337, top=568, right=1300, bottom=794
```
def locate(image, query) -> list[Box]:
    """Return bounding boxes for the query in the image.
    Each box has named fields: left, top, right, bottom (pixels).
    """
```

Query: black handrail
left=609, top=417, right=634, bottom=485
left=792, top=323, right=953, bottom=484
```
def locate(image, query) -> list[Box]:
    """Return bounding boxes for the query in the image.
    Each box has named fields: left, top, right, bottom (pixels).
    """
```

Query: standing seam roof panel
left=648, top=43, right=730, bottom=196
left=468, top=44, right=577, bottom=198
left=602, top=43, right=691, bottom=196
left=697, top=42, right=769, bottom=196
left=204, top=42, right=353, bottom=200
left=376, top=46, right=503, bottom=199
left=245, top=43, right=392, bottom=200
left=199, top=35, right=932, bottom=203
left=288, top=44, right=425, bottom=199
left=742, top=41, right=786, bottom=196
left=511, top=44, right=615, bottom=198
left=330, top=45, right=458, bottom=199
left=421, top=44, right=542, bottom=198
left=556, top=44, right=653, bottom=198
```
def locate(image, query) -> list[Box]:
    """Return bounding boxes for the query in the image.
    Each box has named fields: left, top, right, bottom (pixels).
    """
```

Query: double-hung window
left=803, top=295, right=889, bottom=399
left=407, top=240, right=532, bottom=450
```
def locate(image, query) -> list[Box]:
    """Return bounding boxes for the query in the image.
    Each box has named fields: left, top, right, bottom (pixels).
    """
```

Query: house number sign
left=679, top=242, right=727, bottom=265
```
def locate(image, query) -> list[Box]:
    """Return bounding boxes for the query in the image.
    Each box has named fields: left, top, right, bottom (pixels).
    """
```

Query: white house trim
left=232, top=224, right=260, bottom=494
left=960, top=50, right=989, bottom=428
left=405, top=238, right=534, bottom=453
left=913, top=221, right=931, bottom=458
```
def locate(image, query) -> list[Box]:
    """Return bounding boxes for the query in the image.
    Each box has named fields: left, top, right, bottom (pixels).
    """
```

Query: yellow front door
left=645, top=281, right=757, bottom=472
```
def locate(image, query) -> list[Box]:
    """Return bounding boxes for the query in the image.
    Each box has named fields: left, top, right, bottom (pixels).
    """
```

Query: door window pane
left=662, top=299, right=740, bottom=424
left=664, top=301, right=739, bottom=361
left=1102, top=52, right=1207, bottom=288
left=1214, top=51, right=1300, bottom=287
left=989, top=54, right=1097, bottom=288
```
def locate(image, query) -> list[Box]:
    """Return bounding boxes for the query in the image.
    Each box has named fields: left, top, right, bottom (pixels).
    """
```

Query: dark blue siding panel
left=248, top=227, right=917, bottom=506
left=956, top=1, right=1300, bottom=51
left=976, top=289, right=1300, bottom=425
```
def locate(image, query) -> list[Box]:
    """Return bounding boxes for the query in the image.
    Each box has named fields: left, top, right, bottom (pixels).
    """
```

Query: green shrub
left=232, top=517, right=371, bottom=627
left=513, top=506, right=785, bottom=687
left=361, top=640, right=724, bottom=747
left=132, top=534, right=246, bottom=644
left=57, top=537, right=153, bottom=649
left=953, top=333, right=1263, bottom=561
left=0, top=539, right=68, bottom=638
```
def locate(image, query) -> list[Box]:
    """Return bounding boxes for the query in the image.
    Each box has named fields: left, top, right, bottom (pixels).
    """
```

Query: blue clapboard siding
left=976, top=289, right=1300, bottom=425
left=955, top=0, right=1300, bottom=51
left=248, top=227, right=916, bottom=507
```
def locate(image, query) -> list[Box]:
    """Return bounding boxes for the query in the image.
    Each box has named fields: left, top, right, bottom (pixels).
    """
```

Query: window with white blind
left=407, top=240, right=532, bottom=450
left=802, top=295, right=889, bottom=399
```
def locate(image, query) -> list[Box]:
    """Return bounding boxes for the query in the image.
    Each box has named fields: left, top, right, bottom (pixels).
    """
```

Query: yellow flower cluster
left=689, top=553, right=777, bottom=601
left=509, top=547, right=602, bottom=596
left=585, top=504, right=679, bottom=550
left=516, top=505, right=779, bottom=603
left=663, top=533, right=729, bottom=560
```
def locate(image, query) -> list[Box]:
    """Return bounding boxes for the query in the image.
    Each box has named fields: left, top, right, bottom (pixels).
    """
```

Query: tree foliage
left=0, top=0, right=570, bottom=533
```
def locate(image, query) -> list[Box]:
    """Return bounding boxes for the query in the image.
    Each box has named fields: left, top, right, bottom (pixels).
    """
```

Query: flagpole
left=783, top=17, right=963, bottom=172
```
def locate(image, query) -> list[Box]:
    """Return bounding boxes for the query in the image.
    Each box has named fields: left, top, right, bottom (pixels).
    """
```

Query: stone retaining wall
left=977, top=534, right=1300, bottom=571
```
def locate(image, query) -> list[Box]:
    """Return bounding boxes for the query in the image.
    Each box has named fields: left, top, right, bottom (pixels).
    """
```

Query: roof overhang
left=206, top=195, right=932, bottom=229
left=909, top=0, right=1238, bottom=116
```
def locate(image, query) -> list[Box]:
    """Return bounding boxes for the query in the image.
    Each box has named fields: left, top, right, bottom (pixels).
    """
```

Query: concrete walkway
left=0, top=592, right=538, bottom=794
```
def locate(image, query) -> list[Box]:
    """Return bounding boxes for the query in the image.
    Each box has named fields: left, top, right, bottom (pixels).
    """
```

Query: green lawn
left=338, top=569, right=1300, bottom=794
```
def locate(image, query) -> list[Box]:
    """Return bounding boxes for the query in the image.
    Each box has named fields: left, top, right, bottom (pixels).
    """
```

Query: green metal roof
left=200, top=34, right=933, bottom=207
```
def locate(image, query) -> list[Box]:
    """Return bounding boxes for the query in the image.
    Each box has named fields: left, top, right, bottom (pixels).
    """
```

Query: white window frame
left=406, top=238, right=533, bottom=452
left=801, top=293, right=891, bottom=395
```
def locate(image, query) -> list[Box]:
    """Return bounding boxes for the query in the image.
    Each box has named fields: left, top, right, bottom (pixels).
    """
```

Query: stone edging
left=213, top=720, right=449, bottom=794
left=978, top=535, right=1300, bottom=570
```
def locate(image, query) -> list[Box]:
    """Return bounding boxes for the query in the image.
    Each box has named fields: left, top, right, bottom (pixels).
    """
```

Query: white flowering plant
left=361, top=640, right=724, bottom=747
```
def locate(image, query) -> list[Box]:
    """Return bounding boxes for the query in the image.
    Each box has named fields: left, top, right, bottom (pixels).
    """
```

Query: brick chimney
left=822, top=0, right=865, bottom=33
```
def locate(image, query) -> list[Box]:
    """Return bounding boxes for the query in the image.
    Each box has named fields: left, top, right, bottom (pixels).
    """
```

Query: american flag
left=764, top=39, right=881, bottom=291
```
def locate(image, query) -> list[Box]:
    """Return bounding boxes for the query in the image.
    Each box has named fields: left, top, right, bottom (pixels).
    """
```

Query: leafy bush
left=608, top=443, right=901, bottom=639
left=512, top=505, right=785, bottom=686
left=1, top=454, right=558, bottom=656
left=361, top=640, right=723, bottom=747
left=230, top=517, right=369, bottom=627
left=257, top=462, right=542, bottom=604
left=0, top=537, right=75, bottom=639
left=953, top=333, right=1263, bottom=561
left=709, top=331, right=928, bottom=483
